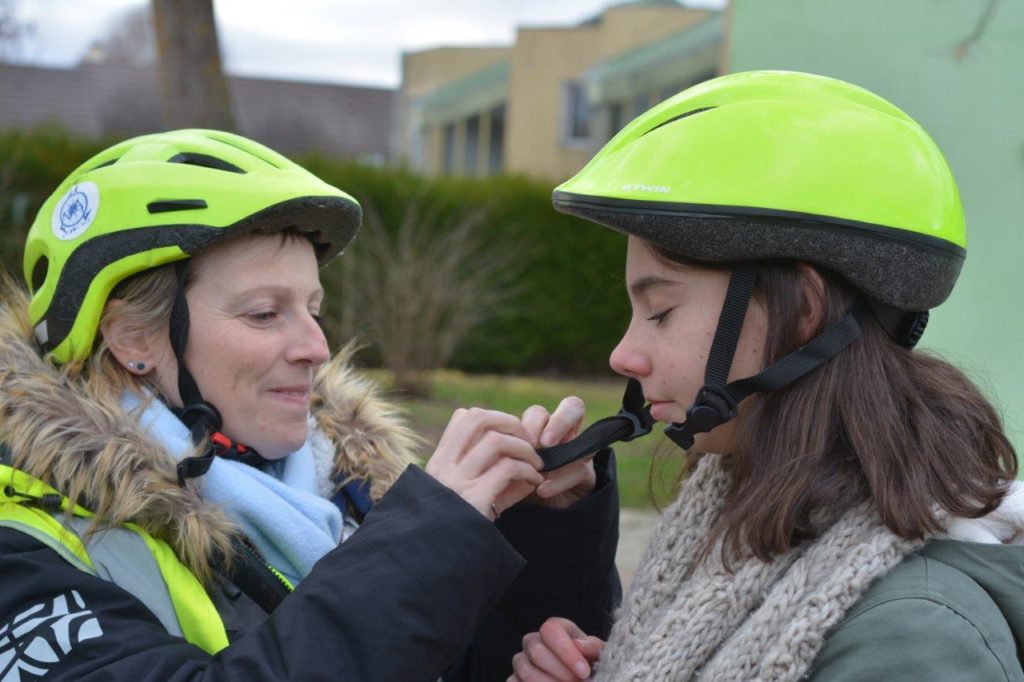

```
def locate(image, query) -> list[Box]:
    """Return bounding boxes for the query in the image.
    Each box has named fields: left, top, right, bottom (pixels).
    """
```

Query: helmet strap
left=665, top=265, right=867, bottom=450
left=535, top=377, right=653, bottom=471
left=167, top=261, right=228, bottom=486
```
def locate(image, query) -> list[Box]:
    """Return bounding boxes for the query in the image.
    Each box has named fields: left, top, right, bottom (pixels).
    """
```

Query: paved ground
left=616, top=508, right=660, bottom=589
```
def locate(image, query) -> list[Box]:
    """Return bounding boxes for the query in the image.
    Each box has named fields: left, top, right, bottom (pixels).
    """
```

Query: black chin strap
left=536, top=378, right=653, bottom=472
left=665, top=264, right=868, bottom=449
left=168, top=262, right=223, bottom=485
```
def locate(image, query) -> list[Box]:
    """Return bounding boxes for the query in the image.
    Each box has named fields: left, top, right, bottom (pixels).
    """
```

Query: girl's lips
left=647, top=400, right=676, bottom=422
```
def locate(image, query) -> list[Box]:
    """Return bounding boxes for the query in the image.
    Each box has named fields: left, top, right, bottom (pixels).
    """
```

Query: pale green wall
left=729, top=0, right=1024, bottom=451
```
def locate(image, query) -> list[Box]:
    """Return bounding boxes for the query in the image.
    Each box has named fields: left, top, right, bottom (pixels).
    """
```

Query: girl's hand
left=509, top=617, right=605, bottom=681
left=426, top=408, right=545, bottom=520
left=522, top=397, right=597, bottom=508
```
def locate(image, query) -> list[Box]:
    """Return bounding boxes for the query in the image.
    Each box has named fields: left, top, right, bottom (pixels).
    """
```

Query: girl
left=511, top=70, right=1022, bottom=681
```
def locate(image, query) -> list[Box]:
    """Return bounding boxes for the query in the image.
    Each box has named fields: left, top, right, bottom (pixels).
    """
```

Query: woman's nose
left=288, top=313, right=330, bottom=365
left=609, top=327, right=651, bottom=379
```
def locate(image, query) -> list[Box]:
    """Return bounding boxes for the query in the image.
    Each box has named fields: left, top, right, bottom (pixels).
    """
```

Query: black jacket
left=0, top=453, right=620, bottom=681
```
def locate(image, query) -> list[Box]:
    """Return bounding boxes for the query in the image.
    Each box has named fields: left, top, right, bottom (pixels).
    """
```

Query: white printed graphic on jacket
left=0, top=590, right=103, bottom=682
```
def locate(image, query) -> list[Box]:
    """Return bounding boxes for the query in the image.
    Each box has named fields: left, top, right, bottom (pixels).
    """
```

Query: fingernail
left=540, top=432, right=557, bottom=447
left=575, top=661, right=589, bottom=678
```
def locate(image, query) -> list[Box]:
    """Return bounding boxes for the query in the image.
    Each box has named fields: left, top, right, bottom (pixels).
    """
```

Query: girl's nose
left=609, top=328, right=651, bottom=379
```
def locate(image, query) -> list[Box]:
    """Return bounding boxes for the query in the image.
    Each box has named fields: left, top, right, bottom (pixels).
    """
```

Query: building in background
left=396, top=1, right=722, bottom=181
left=0, top=62, right=393, bottom=164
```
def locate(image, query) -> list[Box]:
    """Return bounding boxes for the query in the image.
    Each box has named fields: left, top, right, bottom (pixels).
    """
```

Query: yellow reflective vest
left=0, top=464, right=229, bottom=654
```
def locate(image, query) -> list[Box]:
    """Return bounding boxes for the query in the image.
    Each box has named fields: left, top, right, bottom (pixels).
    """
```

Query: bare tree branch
left=82, top=4, right=156, bottom=66
left=952, top=0, right=999, bottom=61
left=0, top=0, right=33, bottom=59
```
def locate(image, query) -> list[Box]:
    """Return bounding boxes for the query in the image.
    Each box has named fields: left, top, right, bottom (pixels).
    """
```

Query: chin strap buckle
left=665, top=384, right=739, bottom=450
left=615, top=405, right=655, bottom=442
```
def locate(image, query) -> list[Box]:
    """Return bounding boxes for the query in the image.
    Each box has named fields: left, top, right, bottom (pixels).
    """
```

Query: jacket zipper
left=239, top=536, right=294, bottom=593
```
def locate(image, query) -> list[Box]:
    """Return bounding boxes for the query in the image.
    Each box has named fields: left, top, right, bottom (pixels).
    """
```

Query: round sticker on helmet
left=51, top=182, right=100, bottom=241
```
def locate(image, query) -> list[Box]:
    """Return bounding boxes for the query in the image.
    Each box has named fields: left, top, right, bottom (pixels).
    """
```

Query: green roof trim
left=585, top=12, right=723, bottom=103
left=418, top=60, right=510, bottom=125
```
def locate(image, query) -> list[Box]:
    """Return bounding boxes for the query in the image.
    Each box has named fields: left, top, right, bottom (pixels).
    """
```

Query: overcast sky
left=10, top=0, right=726, bottom=89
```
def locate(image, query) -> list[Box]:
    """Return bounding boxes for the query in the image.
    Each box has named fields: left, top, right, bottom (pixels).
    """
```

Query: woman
left=0, top=129, right=619, bottom=680
left=510, top=71, right=1024, bottom=681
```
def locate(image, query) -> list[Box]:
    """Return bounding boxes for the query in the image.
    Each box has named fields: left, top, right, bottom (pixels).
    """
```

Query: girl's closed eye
left=647, top=308, right=674, bottom=325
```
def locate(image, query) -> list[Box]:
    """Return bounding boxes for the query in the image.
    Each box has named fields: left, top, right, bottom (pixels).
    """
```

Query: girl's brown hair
left=651, top=244, right=1018, bottom=561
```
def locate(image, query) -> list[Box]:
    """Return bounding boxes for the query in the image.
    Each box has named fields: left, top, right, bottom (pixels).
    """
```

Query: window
left=563, top=81, right=591, bottom=145
left=608, top=102, right=624, bottom=140
left=660, top=84, right=683, bottom=102
left=464, top=115, right=480, bottom=176
left=632, top=93, right=650, bottom=118
left=442, top=122, right=455, bottom=176
left=488, top=104, right=505, bottom=174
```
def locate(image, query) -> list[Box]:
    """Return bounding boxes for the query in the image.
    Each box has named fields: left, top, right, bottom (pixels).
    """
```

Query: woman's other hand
left=522, top=397, right=597, bottom=508
left=509, top=617, right=605, bottom=681
left=426, top=408, right=544, bottom=520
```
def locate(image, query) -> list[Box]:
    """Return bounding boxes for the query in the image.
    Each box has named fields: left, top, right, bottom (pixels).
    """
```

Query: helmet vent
left=147, top=199, right=209, bottom=214
left=30, top=256, right=48, bottom=293
left=89, top=158, right=119, bottom=171
left=168, top=152, right=246, bottom=174
left=642, top=106, right=716, bottom=137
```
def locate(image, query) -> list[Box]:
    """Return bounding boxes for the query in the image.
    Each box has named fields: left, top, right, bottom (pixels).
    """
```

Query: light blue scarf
left=124, top=392, right=343, bottom=586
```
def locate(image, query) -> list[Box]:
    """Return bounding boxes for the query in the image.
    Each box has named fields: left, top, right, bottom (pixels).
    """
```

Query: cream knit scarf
left=595, top=454, right=929, bottom=681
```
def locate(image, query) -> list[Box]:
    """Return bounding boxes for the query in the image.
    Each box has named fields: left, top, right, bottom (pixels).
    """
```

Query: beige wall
left=505, top=26, right=601, bottom=181
left=599, top=5, right=711, bottom=60
left=506, top=6, right=710, bottom=181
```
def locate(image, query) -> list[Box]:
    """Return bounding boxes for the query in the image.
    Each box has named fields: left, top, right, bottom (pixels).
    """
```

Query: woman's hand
left=425, top=408, right=545, bottom=520
left=522, top=397, right=597, bottom=508
left=509, top=617, right=605, bottom=681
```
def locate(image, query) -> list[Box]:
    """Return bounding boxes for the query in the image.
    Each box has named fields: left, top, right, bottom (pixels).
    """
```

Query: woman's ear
left=796, top=263, right=827, bottom=346
left=99, top=299, right=158, bottom=375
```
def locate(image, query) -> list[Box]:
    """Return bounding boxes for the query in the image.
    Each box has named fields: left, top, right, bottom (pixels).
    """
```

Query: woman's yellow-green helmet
left=554, top=70, right=965, bottom=312
left=24, top=129, right=361, bottom=363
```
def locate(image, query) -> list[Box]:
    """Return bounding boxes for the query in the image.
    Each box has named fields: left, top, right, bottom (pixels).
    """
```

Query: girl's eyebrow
left=629, top=275, right=680, bottom=298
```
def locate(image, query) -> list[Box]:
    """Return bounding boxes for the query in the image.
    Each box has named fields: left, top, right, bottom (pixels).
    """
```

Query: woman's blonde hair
left=80, top=264, right=178, bottom=403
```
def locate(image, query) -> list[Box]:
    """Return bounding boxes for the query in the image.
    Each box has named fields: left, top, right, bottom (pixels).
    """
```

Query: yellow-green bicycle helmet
left=24, top=128, right=361, bottom=365
left=544, top=71, right=966, bottom=454
left=555, top=70, right=964, bottom=312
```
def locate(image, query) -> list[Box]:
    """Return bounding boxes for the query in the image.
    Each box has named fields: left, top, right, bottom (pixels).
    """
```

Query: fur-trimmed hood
left=0, top=284, right=421, bottom=581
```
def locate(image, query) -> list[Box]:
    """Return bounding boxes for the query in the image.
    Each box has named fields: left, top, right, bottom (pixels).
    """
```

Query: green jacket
left=810, top=540, right=1024, bottom=680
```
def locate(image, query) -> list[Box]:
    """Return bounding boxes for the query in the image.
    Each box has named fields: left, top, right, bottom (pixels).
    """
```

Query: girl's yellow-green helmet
left=24, top=129, right=361, bottom=363
left=554, top=70, right=965, bottom=312
left=549, top=71, right=966, bottom=452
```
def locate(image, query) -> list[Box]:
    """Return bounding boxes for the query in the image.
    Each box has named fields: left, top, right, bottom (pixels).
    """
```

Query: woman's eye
left=249, top=311, right=277, bottom=322
left=646, top=308, right=673, bottom=325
